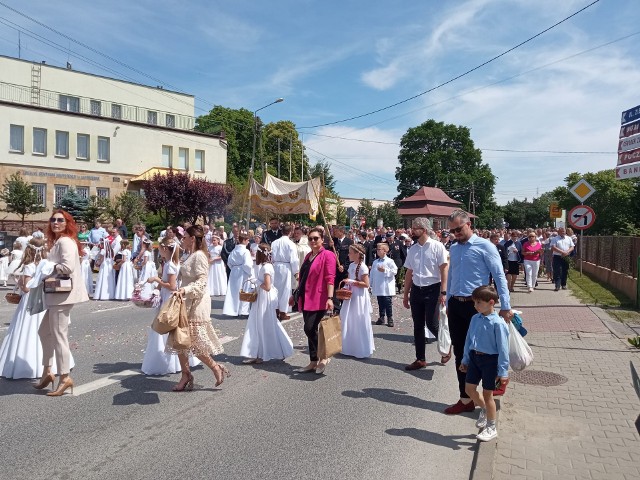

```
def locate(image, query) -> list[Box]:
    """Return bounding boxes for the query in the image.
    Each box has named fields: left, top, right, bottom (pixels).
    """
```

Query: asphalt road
left=0, top=292, right=477, bottom=480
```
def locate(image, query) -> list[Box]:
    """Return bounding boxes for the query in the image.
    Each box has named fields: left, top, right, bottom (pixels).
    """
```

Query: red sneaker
left=444, top=400, right=475, bottom=415
left=493, top=378, right=509, bottom=396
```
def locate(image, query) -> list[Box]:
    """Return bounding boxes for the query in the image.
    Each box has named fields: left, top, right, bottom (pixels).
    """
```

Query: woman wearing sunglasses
left=294, top=227, right=336, bottom=374
left=36, top=210, right=89, bottom=396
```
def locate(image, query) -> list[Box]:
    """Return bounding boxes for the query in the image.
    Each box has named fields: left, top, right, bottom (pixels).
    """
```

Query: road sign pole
left=580, top=222, right=584, bottom=277
left=636, top=255, right=640, bottom=309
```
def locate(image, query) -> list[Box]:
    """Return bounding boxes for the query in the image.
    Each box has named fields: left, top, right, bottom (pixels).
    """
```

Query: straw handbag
left=239, top=280, right=257, bottom=303
left=335, top=280, right=352, bottom=300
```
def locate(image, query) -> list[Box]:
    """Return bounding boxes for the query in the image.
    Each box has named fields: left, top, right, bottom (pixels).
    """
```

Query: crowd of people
left=0, top=211, right=576, bottom=441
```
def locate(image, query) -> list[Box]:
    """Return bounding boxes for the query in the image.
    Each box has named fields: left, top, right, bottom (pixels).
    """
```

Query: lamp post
left=246, top=98, right=284, bottom=230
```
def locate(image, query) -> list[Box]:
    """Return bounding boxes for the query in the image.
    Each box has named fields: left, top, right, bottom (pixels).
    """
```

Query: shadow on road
left=93, top=361, right=141, bottom=374
left=386, top=427, right=477, bottom=450
left=342, top=387, right=452, bottom=412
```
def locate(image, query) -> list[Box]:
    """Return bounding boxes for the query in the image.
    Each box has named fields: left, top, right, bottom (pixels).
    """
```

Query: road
left=0, top=294, right=477, bottom=480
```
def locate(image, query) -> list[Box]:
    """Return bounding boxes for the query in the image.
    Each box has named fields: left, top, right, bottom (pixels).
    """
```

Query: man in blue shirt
left=89, top=220, right=107, bottom=246
left=445, top=210, right=513, bottom=415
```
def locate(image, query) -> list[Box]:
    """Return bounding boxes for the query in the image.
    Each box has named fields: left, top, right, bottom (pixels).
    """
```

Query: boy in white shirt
left=370, top=243, right=398, bottom=327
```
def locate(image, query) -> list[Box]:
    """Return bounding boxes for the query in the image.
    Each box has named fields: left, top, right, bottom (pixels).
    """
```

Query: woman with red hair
left=35, top=209, right=89, bottom=396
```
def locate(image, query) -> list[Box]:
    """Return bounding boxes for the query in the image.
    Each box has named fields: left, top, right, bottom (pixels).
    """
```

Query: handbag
left=508, top=321, right=534, bottom=371
left=152, top=293, right=182, bottom=334
left=43, top=275, right=73, bottom=293
left=167, top=297, right=191, bottom=350
left=317, top=313, right=342, bottom=360
left=437, top=304, right=452, bottom=356
left=26, top=283, right=47, bottom=314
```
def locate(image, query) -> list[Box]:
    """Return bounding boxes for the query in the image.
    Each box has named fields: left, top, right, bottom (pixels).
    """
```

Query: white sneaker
left=476, top=425, right=497, bottom=442
left=476, top=409, right=487, bottom=429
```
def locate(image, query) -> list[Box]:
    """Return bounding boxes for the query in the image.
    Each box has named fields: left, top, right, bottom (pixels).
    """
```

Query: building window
left=54, top=185, right=69, bottom=204
left=32, top=183, right=46, bottom=206
left=195, top=150, right=204, bottom=172
left=33, top=128, right=47, bottom=155
left=178, top=148, right=188, bottom=170
left=90, top=100, right=101, bottom=116
left=77, top=134, right=89, bottom=160
left=9, top=124, right=24, bottom=152
left=59, top=95, right=80, bottom=113
left=166, top=114, right=175, bottom=128
left=76, top=186, right=89, bottom=199
left=96, top=187, right=110, bottom=199
left=111, top=104, right=122, bottom=119
left=147, top=111, right=157, bottom=125
left=55, top=131, right=69, bottom=157
left=139, top=188, right=145, bottom=198
left=98, top=136, right=110, bottom=162
left=162, top=145, right=172, bottom=168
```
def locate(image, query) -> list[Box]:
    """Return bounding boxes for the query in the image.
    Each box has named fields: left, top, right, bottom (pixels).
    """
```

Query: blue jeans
left=376, top=295, right=393, bottom=319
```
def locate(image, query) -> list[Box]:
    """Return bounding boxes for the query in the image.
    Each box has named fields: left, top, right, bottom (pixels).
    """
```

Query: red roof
left=399, top=186, right=460, bottom=205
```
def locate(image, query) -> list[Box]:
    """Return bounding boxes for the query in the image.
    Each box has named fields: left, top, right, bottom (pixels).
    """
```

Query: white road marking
left=92, top=304, right=133, bottom=313
left=73, top=335, right=239, bottom=396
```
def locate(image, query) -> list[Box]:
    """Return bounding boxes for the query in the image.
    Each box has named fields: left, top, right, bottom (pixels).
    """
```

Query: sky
left=0, top=0, right=637, bottom=205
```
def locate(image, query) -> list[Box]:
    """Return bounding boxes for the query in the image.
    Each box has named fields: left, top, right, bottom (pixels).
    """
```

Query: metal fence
left=581, top=236, right=640, bottom=279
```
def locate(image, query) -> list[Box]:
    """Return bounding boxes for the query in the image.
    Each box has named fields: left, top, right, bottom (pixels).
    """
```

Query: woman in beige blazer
left=35, top=209, right=89, bottom=396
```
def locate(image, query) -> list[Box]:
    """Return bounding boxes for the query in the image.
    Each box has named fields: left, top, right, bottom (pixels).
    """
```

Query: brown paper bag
left=317, top=314, right=342, bottom=360
left=167, top=298, right=191, bottom=350
left=152, top=293, right=181, bottom=334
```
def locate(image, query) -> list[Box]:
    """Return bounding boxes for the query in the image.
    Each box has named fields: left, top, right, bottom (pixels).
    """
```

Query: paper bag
left=167, top=298, right=191, bottom=350
left=152, top=293, right=181, bottom=334
left=317, top=314, right=342, bottom=360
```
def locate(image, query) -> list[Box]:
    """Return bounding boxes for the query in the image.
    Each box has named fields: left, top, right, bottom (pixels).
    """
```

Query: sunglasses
left=450, top=224, right=467, bottom=234
left=308, top=236, right=321, bottom=241
left=49, top=218, right=66, bottom=223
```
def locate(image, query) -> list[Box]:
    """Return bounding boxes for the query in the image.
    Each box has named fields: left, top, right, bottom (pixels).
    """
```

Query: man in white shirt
left=402, top=217, right=449, bottom=370
left=270, top=225, right=300, bottom=320
left=550, top=227, right=574, bottom=291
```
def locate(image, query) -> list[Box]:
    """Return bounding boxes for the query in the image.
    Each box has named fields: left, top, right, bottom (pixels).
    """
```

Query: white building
left=0, top=55, right=227, bottom=222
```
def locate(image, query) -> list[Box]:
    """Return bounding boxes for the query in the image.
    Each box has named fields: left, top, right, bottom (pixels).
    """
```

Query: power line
left=298, top=0, right=600, bottom=129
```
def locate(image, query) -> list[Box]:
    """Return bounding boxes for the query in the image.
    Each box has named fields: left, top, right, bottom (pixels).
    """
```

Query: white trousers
left=524, top=260, right=540, bottom=289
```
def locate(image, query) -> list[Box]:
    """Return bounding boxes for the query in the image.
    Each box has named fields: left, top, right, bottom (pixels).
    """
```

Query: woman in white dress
left=6, top=242, right=23, bottom=276
left=0, top=238, right=74, bottom=379
left=93, top=238, right=115, bottom=300
left=0, top=247, right=10, bottom=287
left=141, top=238, right=183, bottom=375
left=207, top=236, right=227, bottom=296
left=137, top=239, right=157, bottom=298
left=240, top=244, right=294, bottom=363
left=114, top=240, right=135, bottom=300
left=222, top=234, right=254, bottom=317
left=250, top=234, right=261, bottom=280
left=80, top=242, right=94, bottom=297
left=340, top=244, right=375, bottom=358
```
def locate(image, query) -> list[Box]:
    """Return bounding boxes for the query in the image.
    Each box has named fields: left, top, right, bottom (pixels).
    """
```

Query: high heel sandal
left=172, top=373, right=194, bottom=392
left=46, top=377, right=74, bottom=397
left=33, top=373, right=56, bottom=390
left=213, top=364, right=230, bottom=387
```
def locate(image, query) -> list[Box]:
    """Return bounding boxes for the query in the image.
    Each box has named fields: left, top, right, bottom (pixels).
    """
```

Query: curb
left=588, top=305, right=638, bottom=343
left=469, top=398, right=501, bottom=480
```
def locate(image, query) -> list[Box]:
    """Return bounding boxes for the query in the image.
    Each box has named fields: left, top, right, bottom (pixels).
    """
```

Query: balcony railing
left=0, top=81, right=196, bottom=131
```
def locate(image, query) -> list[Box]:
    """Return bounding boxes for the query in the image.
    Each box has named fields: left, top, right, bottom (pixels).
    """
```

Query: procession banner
left=249, top=173, right=322, bottom=218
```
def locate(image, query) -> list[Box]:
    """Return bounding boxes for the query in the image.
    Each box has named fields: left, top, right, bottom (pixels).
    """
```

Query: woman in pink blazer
left=295, top=227, right=336, bottom=374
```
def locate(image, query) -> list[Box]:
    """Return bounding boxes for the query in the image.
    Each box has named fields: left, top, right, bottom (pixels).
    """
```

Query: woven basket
left=239, top=280, right=257, bottom=303
left=5, top=292, right=21, bottom=304
left=335, top=280, right=352, bottom=300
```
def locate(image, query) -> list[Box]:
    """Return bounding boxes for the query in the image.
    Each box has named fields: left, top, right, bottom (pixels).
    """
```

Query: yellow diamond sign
left=569, top=179, right=595, bottom=203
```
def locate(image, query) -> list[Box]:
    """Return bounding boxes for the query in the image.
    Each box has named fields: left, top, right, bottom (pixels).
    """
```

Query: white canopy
left=249, top=173, right=322, bottom=218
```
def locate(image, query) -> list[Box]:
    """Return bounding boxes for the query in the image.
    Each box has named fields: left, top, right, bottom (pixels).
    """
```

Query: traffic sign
left=568, top=205, right=596, bottom=230
left=620, top=119, right=640, bottom=138
left=618, top=148, right=640, bottom=166
left=616, top=162, right=640, bottom=180
left=621, top=104, right=640, bottom=125
left=549, top=203, right=562, bottom=219
left=569, top=179, right=596, bottom=203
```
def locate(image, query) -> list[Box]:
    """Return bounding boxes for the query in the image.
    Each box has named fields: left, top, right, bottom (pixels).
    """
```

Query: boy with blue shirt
left=459, top=285, right=509, bottom=441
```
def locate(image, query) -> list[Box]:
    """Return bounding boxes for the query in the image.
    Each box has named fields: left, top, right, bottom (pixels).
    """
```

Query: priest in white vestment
left=270, top=225, right=300, bottom=320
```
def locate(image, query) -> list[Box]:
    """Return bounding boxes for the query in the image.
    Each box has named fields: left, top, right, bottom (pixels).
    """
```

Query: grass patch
left=567, top=268, right=640, bottom=324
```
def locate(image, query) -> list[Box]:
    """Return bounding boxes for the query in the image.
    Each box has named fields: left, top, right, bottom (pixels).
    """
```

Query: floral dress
left=166, top=250, right=223, bottom=356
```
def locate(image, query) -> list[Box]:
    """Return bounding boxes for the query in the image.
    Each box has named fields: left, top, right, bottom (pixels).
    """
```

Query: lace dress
left=339, top=262, right=375, bottom=358
left=167, top=250, right=223, bottom=356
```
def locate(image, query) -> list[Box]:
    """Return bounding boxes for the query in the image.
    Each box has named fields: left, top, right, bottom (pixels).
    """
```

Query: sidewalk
left=489, top=277, right=640, bottom=480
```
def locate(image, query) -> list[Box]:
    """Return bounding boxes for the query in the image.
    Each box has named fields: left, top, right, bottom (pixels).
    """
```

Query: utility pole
left=300, top=133, right=304, bottom=181
left=289, top=135, right=293, bottom=182
left=277, top=138, right=281, bottom=178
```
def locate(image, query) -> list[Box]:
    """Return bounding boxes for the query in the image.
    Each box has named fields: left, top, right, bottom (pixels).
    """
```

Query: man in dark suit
left=386, top=231, right=406, bottom=291
left=222, top=225, right=239, bottom=277
left=331, top=225, right=352, bottom=313
left=362, top=231, right=375, bottom=267
left=261, top=218, right=282, bottom=245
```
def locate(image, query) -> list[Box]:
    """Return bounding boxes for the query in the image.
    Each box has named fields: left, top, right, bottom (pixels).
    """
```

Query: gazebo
left=397, top=186, right=474, bottom=230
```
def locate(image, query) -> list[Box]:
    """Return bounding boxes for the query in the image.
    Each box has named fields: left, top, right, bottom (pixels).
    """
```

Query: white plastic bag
left=437, top=304, right=452, bottom=356
left=425, top=326, right=436, bottom=339
left=508, top=321, right=533, bottom=371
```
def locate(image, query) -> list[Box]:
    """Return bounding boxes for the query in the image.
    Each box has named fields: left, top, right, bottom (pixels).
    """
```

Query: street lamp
left=246, top=98, right=284, bottom=230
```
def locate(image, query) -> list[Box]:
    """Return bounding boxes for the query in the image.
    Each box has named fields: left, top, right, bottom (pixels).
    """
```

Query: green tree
left=357, top=199, right=377, bottom=228
left=54, top=188, right=89, bottom=220
left=262, top=121, right=310, bottom=182
left=552, top=170, right=640, bottom=235
left=106, top=192, right=148, bottom=228
left=378, top=202, right=402, bottom=229
left=502, top=192, right=556, bottom=229
left=395, top=120, right=496, bottom=217
left=82, top=195, right=111, bottom=224
left=0, top=172, right=46, bottom=223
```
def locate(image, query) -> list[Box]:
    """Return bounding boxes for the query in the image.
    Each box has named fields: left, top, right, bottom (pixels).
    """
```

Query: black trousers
left=553, top=255, right=569, bottom=288
left=303, top=309, right=326, bottom=361
left=409, top=283, right=440, bottom=362
left=447, top=297, right=477, bottom=398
